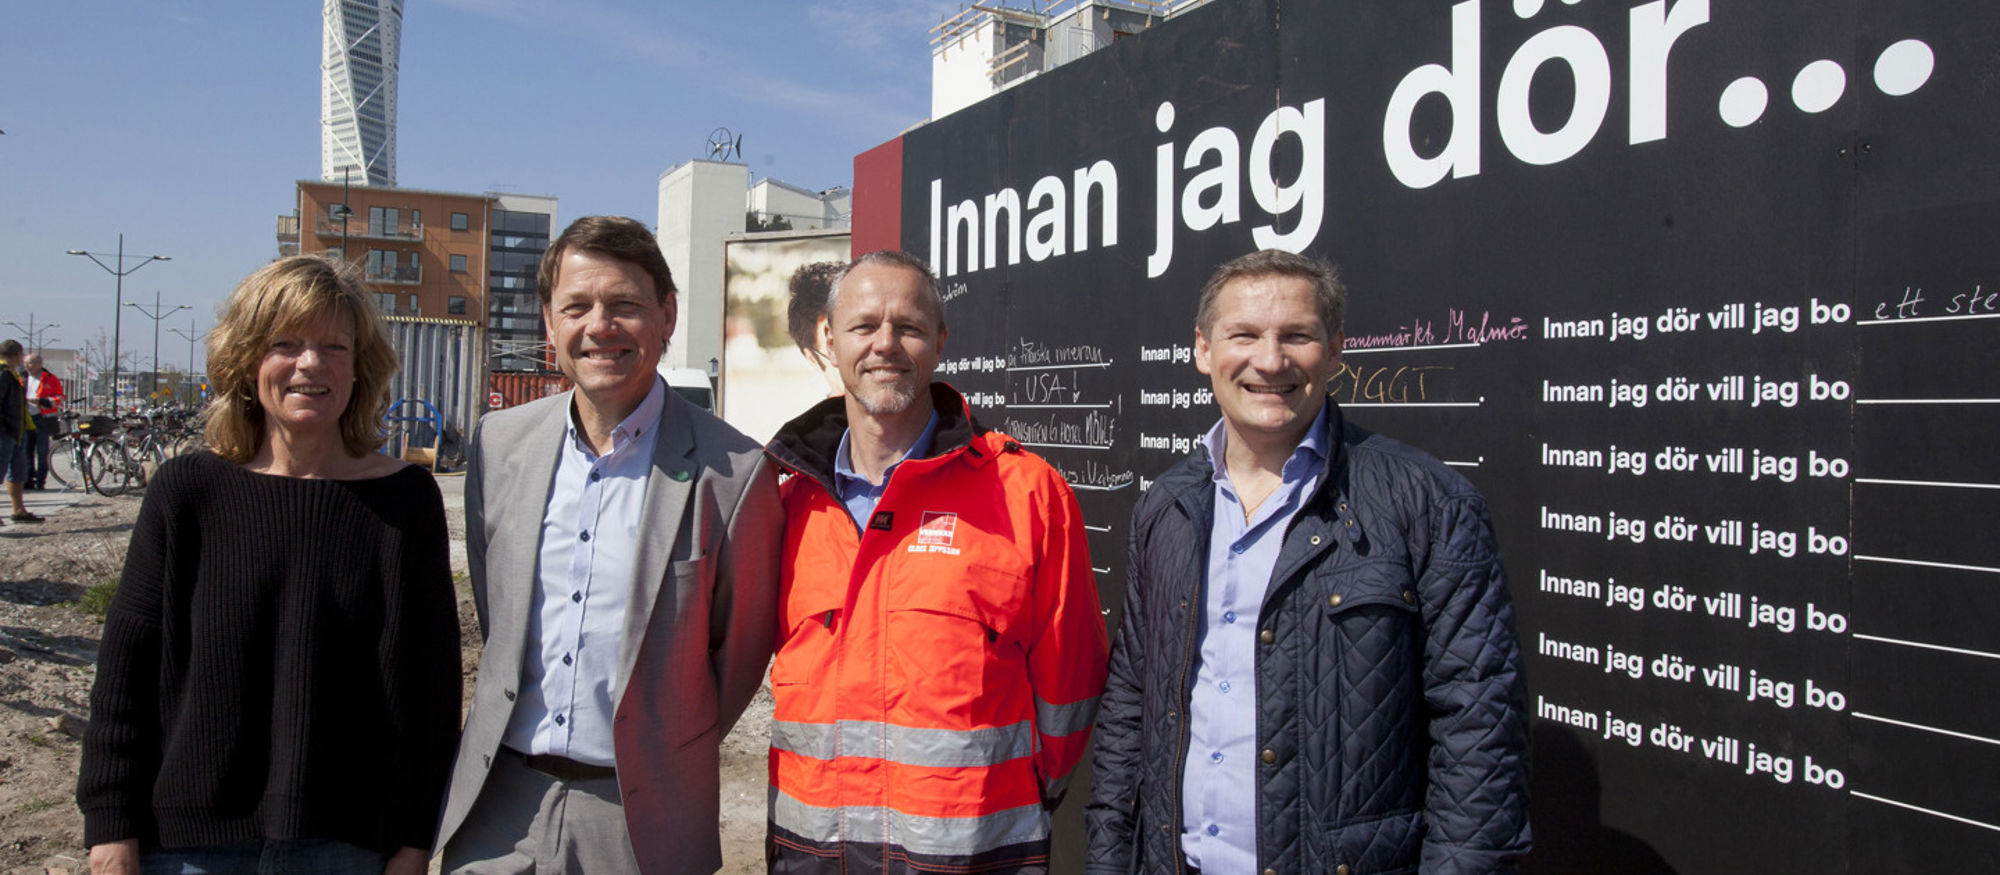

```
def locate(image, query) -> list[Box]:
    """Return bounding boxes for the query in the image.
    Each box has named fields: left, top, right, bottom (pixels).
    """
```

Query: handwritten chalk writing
left=1012, top=338, right=1107, bottom=367
left=1050, top=458, right=1138, bottom=491
left=942, top=281, right=970, bottom=303
left=1874, top=285, right=1927, bottom=319
left=1947, top=284, right=1998, bottom=314
left=1000, top=411, right=1117, bottom=449
left=1346, top=316, right=1436, bottom=349
left=1446, top=309, right=1530, bottom=344
left=1330, top=363, right=1451, bottom=403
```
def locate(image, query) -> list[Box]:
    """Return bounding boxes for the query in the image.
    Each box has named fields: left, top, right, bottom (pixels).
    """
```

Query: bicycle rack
left=384, top=398, right=445, bottom=471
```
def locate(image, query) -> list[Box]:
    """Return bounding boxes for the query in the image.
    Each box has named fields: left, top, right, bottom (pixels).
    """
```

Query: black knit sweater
left=77, top=451, right=463, bottom=853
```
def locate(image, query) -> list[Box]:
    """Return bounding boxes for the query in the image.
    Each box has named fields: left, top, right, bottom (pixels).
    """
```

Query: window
left=448, top=296, right=468, bottom=316
left=368, top=206, right=399, bottom=237
left=451, top=212, right=469, bottom=231
left=377, top=292, right=397, bottom=313
left=410, top=209, right=421, bottom=228
left=450, top=254, right=468, bottom=273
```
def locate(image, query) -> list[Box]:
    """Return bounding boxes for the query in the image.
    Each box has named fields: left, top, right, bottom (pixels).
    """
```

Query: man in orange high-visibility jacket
left=764, top=250, right=1109, bottom=874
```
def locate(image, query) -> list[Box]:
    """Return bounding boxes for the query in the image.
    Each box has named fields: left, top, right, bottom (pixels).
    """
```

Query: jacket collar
left=765, top=381, right=985, bottom=493
left=1165, top=398, right=1357, bottom=519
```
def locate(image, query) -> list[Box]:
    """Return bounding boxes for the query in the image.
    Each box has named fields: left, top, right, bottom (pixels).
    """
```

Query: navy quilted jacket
left=1084, top=404, right=1530, bottom=874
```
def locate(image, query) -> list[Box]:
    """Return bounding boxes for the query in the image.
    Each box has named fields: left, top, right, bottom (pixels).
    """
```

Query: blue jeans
left=141, top=838, right=388, bottom=875
left=0, top=434, right=24, bottom=484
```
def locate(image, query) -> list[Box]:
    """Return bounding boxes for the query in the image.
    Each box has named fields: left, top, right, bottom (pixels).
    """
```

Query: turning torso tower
left=321, top=0, right=402, bottom=187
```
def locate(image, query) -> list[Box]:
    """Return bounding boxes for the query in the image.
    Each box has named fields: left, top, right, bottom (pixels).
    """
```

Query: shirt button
left=562, top=653, right=573, bottom=666
left=571, top=592, right=583, bottom=603
left=554, top=714, right=566, bottom=726
left=1210, top=752, right=1224, bottom=764
left=1218, top=680, right=1232, bottom=693
left=590, top=470, right=601, bottom=482
left=1223, top=611, right=1236, bottom=624
left=580, top=530, right=591, bottom=542
left=1230, top=543, right=1246, bottom=555
left=1206, top=824, right=1219, bottom=836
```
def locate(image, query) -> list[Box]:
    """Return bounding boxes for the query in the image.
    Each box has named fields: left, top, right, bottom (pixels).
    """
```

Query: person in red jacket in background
left=24, top=353, right=62, bottom=490
left=763, top=251, right=1109, bottom=874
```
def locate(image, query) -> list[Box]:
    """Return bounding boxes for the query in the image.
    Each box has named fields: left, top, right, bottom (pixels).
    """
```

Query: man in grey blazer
left=437, top=216, right=782, bottom=874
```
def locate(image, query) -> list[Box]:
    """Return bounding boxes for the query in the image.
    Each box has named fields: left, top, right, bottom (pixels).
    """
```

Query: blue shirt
left=832, top=409, right=939, bottom=530
left=1181, top=405, right=1329, bottom=871
left=502, top=377, right=667, bottom=767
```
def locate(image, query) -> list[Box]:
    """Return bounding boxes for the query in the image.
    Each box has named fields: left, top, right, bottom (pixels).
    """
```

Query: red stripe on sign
left=851, top=137, right=904, bottom=257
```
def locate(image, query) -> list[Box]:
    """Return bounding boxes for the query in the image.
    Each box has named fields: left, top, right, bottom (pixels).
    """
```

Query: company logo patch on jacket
left=909, top=511, right=962, bottom=555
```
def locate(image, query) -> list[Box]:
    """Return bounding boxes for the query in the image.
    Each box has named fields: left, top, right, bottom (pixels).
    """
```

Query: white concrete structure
left=322, top=0, right=403, bottom=187
left=929, top=0, right=1202, bottom=120
left=657, top=162, right=853, bottom=373
left=749, top=179, right=851, bottom=231
left=657, top=160, right=750, bottom=371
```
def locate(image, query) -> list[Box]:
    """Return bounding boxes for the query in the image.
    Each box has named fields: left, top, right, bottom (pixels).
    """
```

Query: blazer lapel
left=614, top=391, right=697, bottom=706
left=490, top=397, right=571, bottom=667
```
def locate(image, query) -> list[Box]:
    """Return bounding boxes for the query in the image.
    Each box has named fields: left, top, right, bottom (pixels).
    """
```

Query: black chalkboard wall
left=857, top=0, right=2000, bottom=869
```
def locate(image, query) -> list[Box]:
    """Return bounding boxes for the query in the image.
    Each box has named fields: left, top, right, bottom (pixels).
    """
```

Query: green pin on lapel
left=670, top=469, right=692, bottom=482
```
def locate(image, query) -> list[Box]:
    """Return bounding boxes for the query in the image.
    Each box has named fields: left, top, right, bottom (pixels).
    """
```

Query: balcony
left=366, top=265, right=423, bottom=286
left=315, top=218, right=425, bottom=242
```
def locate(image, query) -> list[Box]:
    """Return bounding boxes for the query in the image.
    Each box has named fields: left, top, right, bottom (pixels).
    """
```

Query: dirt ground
left=0, top=476, right=772, bottom=874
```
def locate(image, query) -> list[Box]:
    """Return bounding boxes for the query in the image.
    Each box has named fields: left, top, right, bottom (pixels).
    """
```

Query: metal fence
left=384, top=316, right=484, bottom=465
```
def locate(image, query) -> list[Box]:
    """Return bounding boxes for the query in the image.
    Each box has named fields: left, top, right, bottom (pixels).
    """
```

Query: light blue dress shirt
left=1181, top=404, right=1329, bottom=871
left=832, top=409, right=939, bottom=530
left=502, top=377, right=667, bottom=767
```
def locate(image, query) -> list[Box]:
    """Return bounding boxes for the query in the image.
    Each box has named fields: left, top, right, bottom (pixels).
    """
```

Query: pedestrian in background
left=0, top=340, right=43, bottom=523
left=77, top=255, right=462, bottom=875
left=24, top=353, right=63, bottom=490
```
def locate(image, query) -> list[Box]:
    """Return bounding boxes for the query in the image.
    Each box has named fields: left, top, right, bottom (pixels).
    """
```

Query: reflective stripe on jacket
left=764, top=383, right=1110, bottom=874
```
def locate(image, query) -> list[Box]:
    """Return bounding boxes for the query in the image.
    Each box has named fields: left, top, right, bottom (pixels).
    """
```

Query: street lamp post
left=67, top=234, right=170, bottom=411
left=2, top=315, right=59, bottom=354
left=168, top=318, right=208, bottom=401
left=127, top=290, right=190, bottom=405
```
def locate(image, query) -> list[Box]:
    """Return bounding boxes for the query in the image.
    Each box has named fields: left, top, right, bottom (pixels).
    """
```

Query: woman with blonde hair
left=78, top=255, right=461, bottom=874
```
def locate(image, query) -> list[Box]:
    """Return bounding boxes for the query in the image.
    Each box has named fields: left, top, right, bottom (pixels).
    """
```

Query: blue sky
left=1, top=0, right=951, bottom=373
